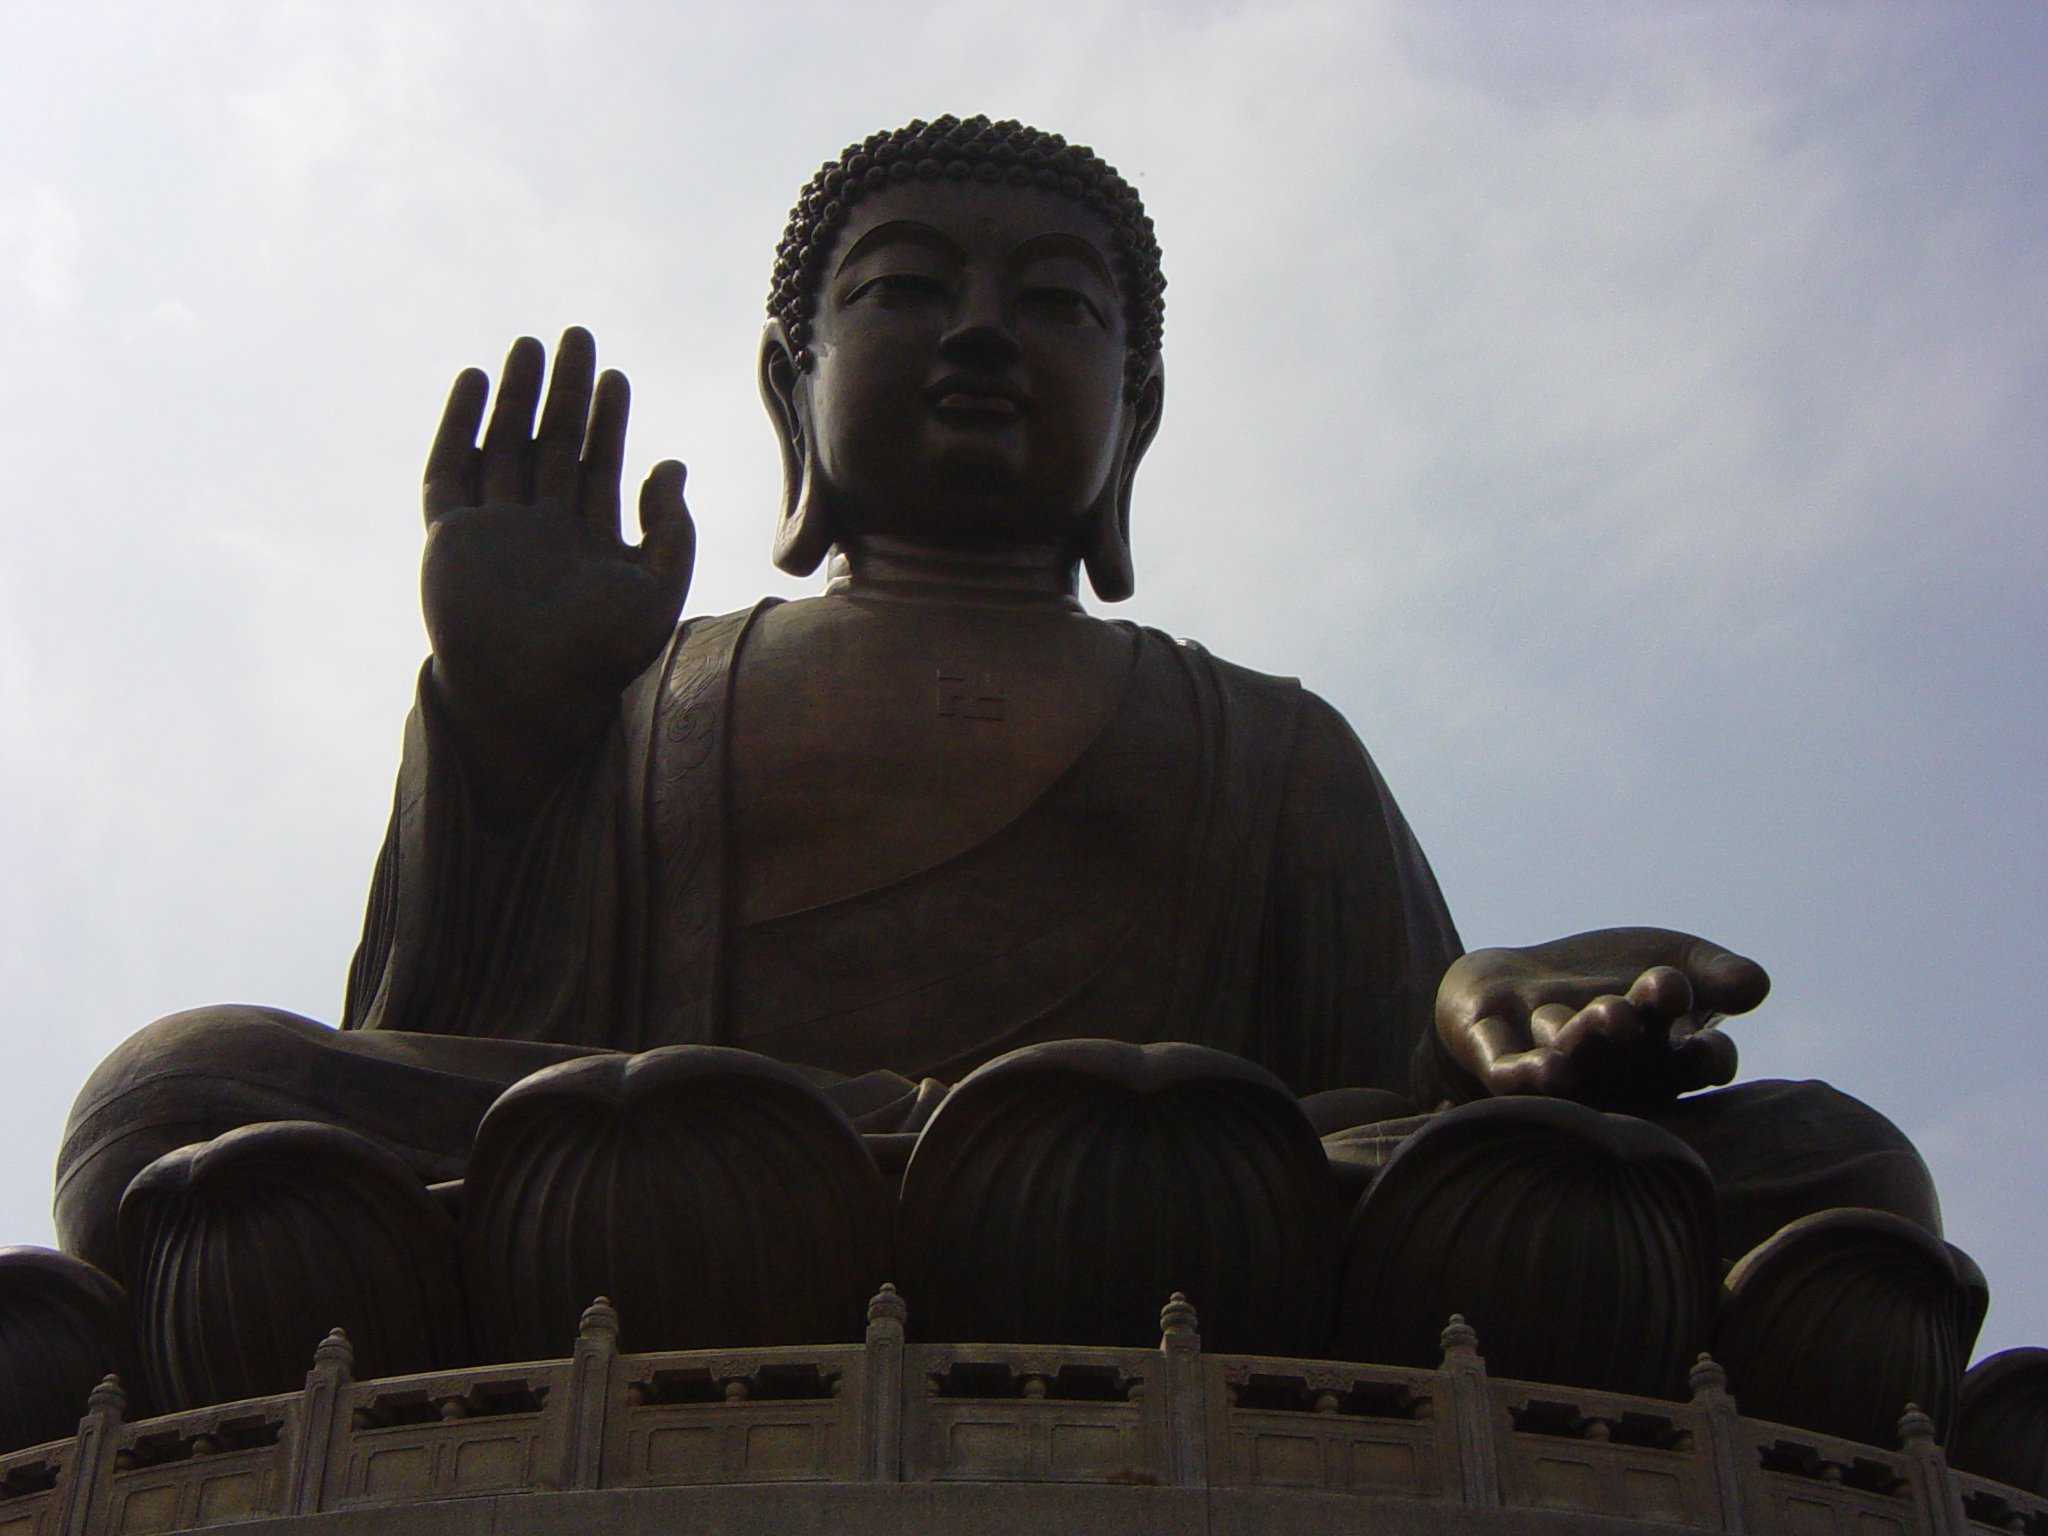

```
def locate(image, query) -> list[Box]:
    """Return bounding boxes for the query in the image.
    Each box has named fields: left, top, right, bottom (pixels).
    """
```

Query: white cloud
left=0, top=184, right=81, bottom=310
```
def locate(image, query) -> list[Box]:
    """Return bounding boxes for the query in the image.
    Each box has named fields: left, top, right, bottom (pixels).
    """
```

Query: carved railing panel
left=0, top=1435, right=70, bottom=1536
left=101, top=1395, right=293, bottom=1535
left=1204, top=1356, right=1443, bottom=1498
left=602, top=1344, right=863, bottom=1487
left=327, top=1364, right=564, bottom=1508
left=10, top=1296, right=2045, bottom=1534
left=1953, top=1468, right=2048, bottom=1534
left=1489, top=1381, right=1718, bottom=1525
left=900, top=1344, right=1161, bottom=1485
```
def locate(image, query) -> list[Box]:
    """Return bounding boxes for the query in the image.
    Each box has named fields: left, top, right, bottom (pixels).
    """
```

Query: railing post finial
left=1689, top=1352, right=1730, bottom=1401
left=861, top=1283, right=906, bottom=1483
left=1689, top=1353, right=1748, bottom=1535
left=313, top=1327, right=353, bottom=1374
left=560, top=1296, right=620, bottom=1492
left=1897, top=1402, right=1963, bottom=1536
left=1157, top=1293, right=1205, bottom=1488
left=85, top=1374, right=125, bottom=1417
left=1897, top=1402, right=1937, bottom=1453
left=867, top=1283, right=907, bottom=1334
left=1435, top=1314, right=1497, bottom=1507
left=286, top=1326, right=354, bottom=1515
left=1439, top=1313, right=1481, bottom=1365
left=56, top=1372, right=125, bottom=1536
left=1160, top=1292, right=1199, bottom=1349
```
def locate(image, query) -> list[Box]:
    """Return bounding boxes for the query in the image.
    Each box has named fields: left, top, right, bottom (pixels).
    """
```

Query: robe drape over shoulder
left=343, top=606, right=1462, bottom=1099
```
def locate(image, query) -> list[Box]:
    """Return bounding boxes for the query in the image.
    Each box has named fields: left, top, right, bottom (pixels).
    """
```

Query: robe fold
left=342, top=608, right=1462, bottom=1099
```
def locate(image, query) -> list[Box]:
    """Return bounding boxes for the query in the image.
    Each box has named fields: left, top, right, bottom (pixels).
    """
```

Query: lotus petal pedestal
left=1714, top=1207, right=1986, bottom=1447
left=0, top=1246, right=138, bottom=1453
left=898, top=1039, right=1338, bottom=1354
left=119, top=1121, right=469, bottom=1413
left=463, top=1045, right=893, bottom=1361
left=1334, top=1096, right=1720, bottom=1400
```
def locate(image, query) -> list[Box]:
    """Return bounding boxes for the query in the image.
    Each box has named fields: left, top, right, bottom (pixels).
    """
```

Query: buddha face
left=763, top=180, right=1162, bottom=559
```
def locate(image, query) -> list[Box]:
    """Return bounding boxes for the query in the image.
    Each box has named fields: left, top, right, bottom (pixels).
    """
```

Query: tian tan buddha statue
left=2, top=115, right=2032, bottom=1482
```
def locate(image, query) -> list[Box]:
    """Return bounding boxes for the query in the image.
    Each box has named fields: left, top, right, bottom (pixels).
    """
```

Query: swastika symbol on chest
left=935, top=668, right=1006, bottom=721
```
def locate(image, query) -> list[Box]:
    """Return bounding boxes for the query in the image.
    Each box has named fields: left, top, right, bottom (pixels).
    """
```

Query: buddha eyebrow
left=1006, top=232, right=1115, bottom=286
left=835, top=220, right=965, bottom=275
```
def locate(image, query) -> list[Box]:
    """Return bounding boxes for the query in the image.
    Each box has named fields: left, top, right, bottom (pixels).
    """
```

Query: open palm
left=421, top=328, right=693, bottom=799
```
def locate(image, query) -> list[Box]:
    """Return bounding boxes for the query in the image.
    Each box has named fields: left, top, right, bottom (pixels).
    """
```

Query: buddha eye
left=850, top=271, right=952, bottom=307
left=1017, top=285, right=1106, bottom=327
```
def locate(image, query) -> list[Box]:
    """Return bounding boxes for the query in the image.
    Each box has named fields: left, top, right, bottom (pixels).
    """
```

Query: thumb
left=1683, top=940, right=1770, bottom=1016
left=638, top=460, right=696, bottom=592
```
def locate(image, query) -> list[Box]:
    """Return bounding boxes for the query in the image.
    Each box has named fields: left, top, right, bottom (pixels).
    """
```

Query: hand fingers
left=1443, top=976, right=1533, bottom=1035
left=1450, top=1011, right=1526, bottom=1086
left=577, top=369, right=629, bottom=535
left=535, top=327, right=597, bottom=506
left=1477, top=1044, right=1577, bottom=1098
left=637, top=460, right=696, bottom=592
left=1548, top=994, right=1645, bottom=1058
left=1683, top=941, right=1771, bottom=1016
left=480, top=336, right=546, bottom=504
left=1463, top=1013, right=1529, bottom=1070
left=1462, top=1013, right=1574, bottom=1095
left=1672, top=1026, right=1740, bottom=1091
left=1622, top=965, right=1690, bottom=1053
left=1528, top=1003, right=1576, bottom=1049
left=1626, top=965, right=1692, bottom=1018
left=424, top=368, right=487, bottom=522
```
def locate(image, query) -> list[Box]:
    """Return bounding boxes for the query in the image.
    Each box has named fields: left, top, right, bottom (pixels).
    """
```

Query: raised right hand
left=422, top=328, right=694, bottom=804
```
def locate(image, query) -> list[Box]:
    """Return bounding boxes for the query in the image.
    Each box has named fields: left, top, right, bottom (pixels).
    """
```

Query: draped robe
left=342, top=603, right=1463, bottom=1098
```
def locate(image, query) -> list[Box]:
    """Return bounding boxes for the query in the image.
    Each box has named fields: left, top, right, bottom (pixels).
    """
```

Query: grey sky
left=3, top=1, right=2044, bottom=1355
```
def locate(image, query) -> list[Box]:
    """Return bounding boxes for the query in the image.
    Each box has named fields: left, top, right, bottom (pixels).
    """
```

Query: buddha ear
left=759, top=322, right=834, bottom=577
left=1083, top=360, right=1163, bottom=604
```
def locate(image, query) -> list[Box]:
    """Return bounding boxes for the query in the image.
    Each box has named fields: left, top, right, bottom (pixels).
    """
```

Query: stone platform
left=0, top=1296, right=2035, bottom=1536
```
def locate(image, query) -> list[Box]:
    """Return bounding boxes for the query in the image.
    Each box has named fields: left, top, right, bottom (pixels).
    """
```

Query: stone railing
left=0, top=1291, right=2037, bottom=1536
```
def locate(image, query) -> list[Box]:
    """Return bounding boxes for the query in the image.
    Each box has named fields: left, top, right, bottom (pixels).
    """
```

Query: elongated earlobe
left=761, top=323, right=834, bottom=576
left=1082, top=485, right=1134, bottom=602
left=1083, top=366, right=1162, bottom=603
left=774, top=446, right=836, bottom=578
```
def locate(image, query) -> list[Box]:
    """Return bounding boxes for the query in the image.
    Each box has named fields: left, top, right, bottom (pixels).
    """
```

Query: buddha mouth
left=926, top=376, right=1030, bottom=424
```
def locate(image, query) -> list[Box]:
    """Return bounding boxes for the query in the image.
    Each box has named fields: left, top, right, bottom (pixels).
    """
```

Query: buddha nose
left=939, top=273, right=1022, bottom=370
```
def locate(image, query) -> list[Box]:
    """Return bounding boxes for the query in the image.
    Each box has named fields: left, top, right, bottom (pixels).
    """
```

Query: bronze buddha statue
left=5, top=115, right=2010, bottom=1469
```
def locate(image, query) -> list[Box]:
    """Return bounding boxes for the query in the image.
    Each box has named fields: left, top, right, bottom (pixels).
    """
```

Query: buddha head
left=759, top=117, right=1166, bottom=600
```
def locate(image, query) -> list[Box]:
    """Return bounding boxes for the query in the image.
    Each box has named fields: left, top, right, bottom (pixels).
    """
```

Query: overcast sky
left=3, top=1, right=2044, bottom=1361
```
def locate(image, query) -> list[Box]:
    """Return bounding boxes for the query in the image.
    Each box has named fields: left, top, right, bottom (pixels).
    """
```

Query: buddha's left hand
left=1434, top=928, right=1770, bottom=1109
